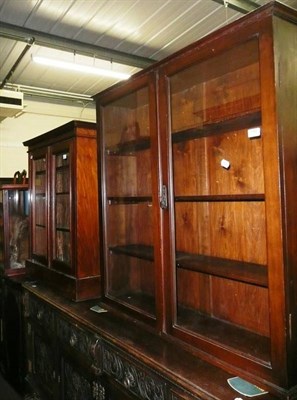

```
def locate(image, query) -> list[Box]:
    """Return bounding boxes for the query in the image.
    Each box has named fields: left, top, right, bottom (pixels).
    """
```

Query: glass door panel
left=102, top=84, right=156, bottom=318
left=52, top=150, right=71, bottom=269
left=6, top=188, right=29, bottom=270
left=32, top=157, right=47, bottom=262
left=0, top=185, right=29, bottom=273
left=168, top=38, right=270, bottom=362
left=170, top=39, right=260, bottom=133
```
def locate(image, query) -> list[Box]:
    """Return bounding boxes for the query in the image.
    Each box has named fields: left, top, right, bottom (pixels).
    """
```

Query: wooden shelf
left=108, top=196, right=152, bottom=205
left=109, top=245, right=267, bottom=287
left=176, top=307, right=271, bottom=364
left=176, top=252, right=268, bottom=287
left=55, top=191, right=70, bottom=196
left=175, top=194, right=265, bottom=202
left=56, top=165, right=69, bottom=171
left=172, top=111, right=261, bottom=143
left=56, top=227, right=70, bottom=232
left=106, top=136, right=150, bottom=155
left=109, top=244, right=154, bottom=261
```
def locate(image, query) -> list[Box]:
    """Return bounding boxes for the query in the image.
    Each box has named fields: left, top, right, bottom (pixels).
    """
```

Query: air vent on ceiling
left=0, top=89, right=24, bottom=120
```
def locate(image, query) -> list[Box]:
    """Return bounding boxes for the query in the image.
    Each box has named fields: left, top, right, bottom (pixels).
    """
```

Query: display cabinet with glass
left=23, top=121, right=100, bottom=301
left=98, top=73, right=162, bottom=326
left=0, top=181, right=29, bottom=276
left=0, top=178, right=29, bottom=390
left=96, top=3, right=297, bottom=398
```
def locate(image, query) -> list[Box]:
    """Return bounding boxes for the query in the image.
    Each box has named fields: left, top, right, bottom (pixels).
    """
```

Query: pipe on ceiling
left=211, top=0, right=260, bottom=14
left=5, top=82, right=94, bottom=103
left=0, top=22, right=155, bottom=69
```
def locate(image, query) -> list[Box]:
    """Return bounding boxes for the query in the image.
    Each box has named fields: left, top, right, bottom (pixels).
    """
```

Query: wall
left=0, top=96, right=96, bottom=177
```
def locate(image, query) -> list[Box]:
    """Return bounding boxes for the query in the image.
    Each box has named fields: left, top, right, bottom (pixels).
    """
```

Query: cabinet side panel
left=76, top=136, right=100, bottom=278
left=274, top=16, right=297, bottom=387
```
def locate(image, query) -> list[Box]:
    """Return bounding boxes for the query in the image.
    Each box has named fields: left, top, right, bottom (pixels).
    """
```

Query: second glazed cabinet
left=95, top=3, right=297, bottom=399
left=23, top=121, right=100, bottom=301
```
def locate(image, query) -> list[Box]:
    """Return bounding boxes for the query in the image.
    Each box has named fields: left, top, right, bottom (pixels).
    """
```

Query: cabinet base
left=25, top=260, right=101, bottom=301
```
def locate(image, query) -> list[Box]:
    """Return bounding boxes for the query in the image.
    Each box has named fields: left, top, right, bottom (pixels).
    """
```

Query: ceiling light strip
left=32, top=56, right=131, bottom=80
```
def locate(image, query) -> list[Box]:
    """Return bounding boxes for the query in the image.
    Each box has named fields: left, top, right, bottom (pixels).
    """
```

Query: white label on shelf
left=247, top=127, right=261, bottom=138
left=63, top=153, right=67, bottom=160
left=90, top=305, right=108, bottom=313
left=221, top=159, right=230, bottom=169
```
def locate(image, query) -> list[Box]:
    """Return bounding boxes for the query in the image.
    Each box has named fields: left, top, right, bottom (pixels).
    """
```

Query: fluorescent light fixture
left=32, top=56, right=131, bottom=80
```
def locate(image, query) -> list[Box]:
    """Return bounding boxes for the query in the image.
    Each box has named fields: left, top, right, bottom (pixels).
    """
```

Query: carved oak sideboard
left=22, top=282, right=278, bottom=400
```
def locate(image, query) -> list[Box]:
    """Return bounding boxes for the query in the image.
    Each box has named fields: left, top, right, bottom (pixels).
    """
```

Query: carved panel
left=28, top=296, right=55, bottom=332
left=56, top=316, right=101, bottom=362
left=102, top=345, right=165, bottom=400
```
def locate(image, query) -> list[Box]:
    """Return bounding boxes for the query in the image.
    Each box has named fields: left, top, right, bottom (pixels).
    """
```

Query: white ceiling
left=0, top=0, right=297, bottom=102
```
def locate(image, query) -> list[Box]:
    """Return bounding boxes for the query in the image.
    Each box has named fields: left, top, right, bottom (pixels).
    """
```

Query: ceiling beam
left=211, top=0, right=260, bottom=14
left=0, top=21, right=155, bottom=69
left=0, top=37, right=35, bottom=89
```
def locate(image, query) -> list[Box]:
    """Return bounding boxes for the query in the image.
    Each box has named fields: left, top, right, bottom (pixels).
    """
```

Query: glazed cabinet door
left=30, top=148, right=49, bottom=266
left=162, top=36, right=271, bottom=371
left=0, top=184, right=29, bottom=274
left=50, top=140, right=73, bottom=273
left=98, top=72, right=161, bottom=326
